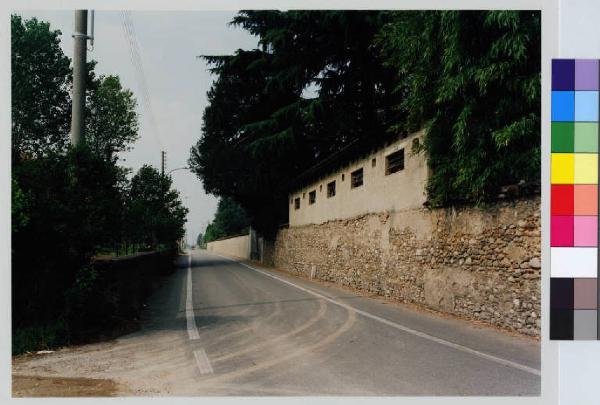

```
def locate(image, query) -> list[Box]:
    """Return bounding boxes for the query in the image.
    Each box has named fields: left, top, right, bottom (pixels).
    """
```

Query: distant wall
left=207, top=234, right=250, bottom=259
left=288, top=131, right=428, bottom=227
left=270, top=197, right=541, bottom=336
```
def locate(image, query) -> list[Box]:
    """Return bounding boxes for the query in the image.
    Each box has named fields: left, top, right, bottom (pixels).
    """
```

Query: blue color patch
left=552, top=91, right=575, bottom=122
left=575, top=91, right=599, bottom=122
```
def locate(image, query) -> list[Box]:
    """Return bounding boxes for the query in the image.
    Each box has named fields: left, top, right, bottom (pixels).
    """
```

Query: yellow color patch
left=551, top=153, right=574, bottom=184
left=575, top=153, right=598, bottom=184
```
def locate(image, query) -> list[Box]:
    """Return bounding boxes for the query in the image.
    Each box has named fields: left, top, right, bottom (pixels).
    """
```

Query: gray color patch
left=574, top=309, right=598, bottom=340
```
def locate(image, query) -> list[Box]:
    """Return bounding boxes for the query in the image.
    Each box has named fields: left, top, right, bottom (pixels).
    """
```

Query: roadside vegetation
left=189, top=10, right=540, bottom=235
left=11, top=15, right=188, bottom=354
left=203, top=197, right=251, bottom=243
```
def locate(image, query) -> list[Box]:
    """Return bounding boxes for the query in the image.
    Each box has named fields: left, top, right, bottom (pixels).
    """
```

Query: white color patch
left=194, top=349, right=214, bottom=375
left=186, top=253, right=200, bottom=340
left=551, top=247, right=597, bottom=278
left=213, top=253, right=541, bottom=377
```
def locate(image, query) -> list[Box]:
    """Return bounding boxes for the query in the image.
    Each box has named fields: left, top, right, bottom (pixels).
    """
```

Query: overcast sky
left=16, top=10, right=258, bottom=244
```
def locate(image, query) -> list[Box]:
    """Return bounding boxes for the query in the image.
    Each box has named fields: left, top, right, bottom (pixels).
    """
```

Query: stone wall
left=270, top=197, right=540, bottom=336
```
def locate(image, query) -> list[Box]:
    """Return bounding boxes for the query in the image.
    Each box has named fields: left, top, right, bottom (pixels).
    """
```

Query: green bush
left=12, top=320, right=69, bottom=355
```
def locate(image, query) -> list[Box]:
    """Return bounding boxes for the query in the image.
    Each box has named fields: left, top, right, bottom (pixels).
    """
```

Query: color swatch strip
left=551, top=59, right=600, bottom=340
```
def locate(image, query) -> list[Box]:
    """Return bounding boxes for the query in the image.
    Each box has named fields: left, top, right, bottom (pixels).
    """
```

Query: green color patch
left=552, top=122, right=575, bottom=153
left=574, top=122, right=598, bottom=152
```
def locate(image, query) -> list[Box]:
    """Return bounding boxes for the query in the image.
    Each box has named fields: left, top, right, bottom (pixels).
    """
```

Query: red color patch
left=552, top=184, right=574, bottom=215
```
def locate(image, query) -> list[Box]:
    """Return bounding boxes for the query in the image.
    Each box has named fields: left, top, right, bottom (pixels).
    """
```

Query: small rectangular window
left=294, top=197, right=300, bottom=210
left=309, top=190, right=316, bottom=205
left=327, top=181, right=336, bottom=198
left=351, top=168, right=363, bottom=188
left=372, top=158, right=376, bottom=167
left=386, top=149, right=405, bottom=175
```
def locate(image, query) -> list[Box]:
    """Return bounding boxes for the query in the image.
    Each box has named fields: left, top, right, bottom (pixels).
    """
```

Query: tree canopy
left=377, top=11, right=541, bottom=206
left=189, top=10, right=540, bottom=235
left=11, top=15, right=71, bottom=160
left=203, top=197, right=251, bottom=243
left=126, top=165, right=189, bottom=247
left=86, top=75, right=140, bottom=163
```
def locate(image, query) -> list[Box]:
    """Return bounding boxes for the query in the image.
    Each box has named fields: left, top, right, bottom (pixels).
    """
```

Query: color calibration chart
left=551, top=59, right=600, bottom=340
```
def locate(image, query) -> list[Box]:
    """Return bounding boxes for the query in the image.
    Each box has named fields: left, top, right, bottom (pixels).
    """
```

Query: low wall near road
left=268, top=197, right=540, bottom=337
left=206, top=234, right=250, bottom=259
left=83, top=250, right=177, bottom=327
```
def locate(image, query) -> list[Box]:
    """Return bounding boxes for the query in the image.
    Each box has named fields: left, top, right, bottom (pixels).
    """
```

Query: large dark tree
left=12, top=147, right=124, bottom=325
left=189, top=11, right=398, bottom=235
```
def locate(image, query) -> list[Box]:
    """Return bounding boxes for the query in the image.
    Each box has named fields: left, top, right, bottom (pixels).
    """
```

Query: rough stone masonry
left=271, top=197, right=541, bottom=336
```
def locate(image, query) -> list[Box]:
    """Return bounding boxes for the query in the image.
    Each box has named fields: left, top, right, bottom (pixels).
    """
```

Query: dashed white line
left=186, top=253, right=214, bottom=375
left=213, top=253, right=541, bottom=377
left=194, top=349, right=214, bottom=375
left=186, top=253, right=200, bottom=340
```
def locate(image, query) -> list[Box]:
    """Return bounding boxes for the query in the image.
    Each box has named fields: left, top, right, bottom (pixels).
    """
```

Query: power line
left=121, top=12, right=158, bottom=146
left=119, top=11, right=164, bottom=151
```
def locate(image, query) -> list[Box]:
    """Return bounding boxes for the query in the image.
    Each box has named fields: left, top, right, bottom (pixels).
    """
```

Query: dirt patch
left=12, top=374, right=127, bottom=397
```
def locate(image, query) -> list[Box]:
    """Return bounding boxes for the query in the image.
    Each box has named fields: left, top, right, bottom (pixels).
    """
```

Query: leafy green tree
left=203, top=197, right=250, bottom=243
left=377, top=11, right=541, bottom=205
left=11, top=15, right=71, bottom=160
left=86, top=75, right=139, bottom=162
left=126, top=165, right=189, bottom=248
left=11, top=15, right=139, bottom=165
left=203, top=223, right=219, bottom=243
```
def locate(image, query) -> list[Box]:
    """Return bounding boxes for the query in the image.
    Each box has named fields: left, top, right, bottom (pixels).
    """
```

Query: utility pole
left=161, top=151, right=167, bottom=175
left=70, top=10, right=88, bottom=147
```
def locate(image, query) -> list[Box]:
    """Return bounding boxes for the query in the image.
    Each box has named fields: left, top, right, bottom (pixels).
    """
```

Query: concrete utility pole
left=70, top=10, right=88, bottom=146
left=161, top=151, right=167, bottom=175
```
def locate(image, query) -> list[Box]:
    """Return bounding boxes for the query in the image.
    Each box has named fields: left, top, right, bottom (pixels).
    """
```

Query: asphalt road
left=13, top=249, right=541, bottom=396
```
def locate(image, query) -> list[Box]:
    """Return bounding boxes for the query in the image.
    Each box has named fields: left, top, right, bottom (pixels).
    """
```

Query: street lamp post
left=167, top=167, right=190, bottom=175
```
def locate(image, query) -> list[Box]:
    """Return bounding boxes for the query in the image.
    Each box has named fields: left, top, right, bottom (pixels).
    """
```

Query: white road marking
left=213, top=253, right=541, bottom=377
left=186, top=253, right=200, bottom=340
left=186, top=253, right=215, bottom=375
left=194, top=349, right=214, bottom=375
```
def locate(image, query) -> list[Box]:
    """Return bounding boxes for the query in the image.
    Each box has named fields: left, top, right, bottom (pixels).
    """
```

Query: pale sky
left=16, top=10, right=258, bottom=245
